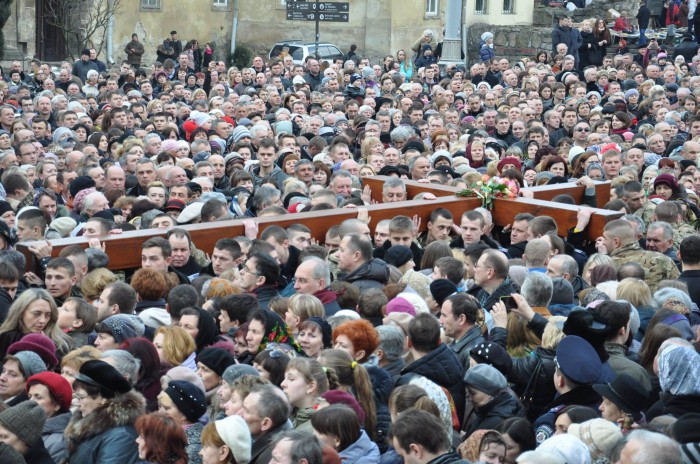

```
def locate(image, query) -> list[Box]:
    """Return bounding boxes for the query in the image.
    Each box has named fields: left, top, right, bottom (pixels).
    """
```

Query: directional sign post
left=286, top=0, right=350, bottom=60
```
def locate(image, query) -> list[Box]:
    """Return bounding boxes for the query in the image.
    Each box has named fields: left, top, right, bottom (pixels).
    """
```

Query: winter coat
left=479, top=43, right=496, bottom=63
left=534, top=385, right=601, bottom=444
left=339, top=259, right=390, bottom=292
left=124, top=40, right=145, bottom=67
left=449, top=326, right=485, bottom=372
left=398, top=343, right=466, bottom=423
left=185, top=421, right=204, bottom=464
left=250, top=164, right=289, bottom=191
left=551, top=24, right=574, bottom=54
left=250, top=421, right=292, bottom=464
left=251, top=285, right=281, bottom=310
left=44, top=411, right=71, bottom=464
left=339, top=430, right=380, bottom=464
left=463, top=391, right=526, bottom=437
left=314, top=289, right=341, bottom=316
left=579, top=31, right=601, bottom=68
left=368, top=365, right=393, bottom=454
left=509, top=347, right=558, bottom=421
left=291, top=406, right=315, bottom=433
left=64, top=390, right=146, bottom=464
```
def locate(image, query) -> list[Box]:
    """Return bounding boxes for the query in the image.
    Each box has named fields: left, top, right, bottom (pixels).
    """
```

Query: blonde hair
left=288, top=294, right=325, bottom=322
left=155, top=326, right=196, bottom=366
left=61, top=345, right=101, bottom=370
left=617, top=278, right=653, bottom=308
left=541, top=316, right=567, bottom=349
left=80, top=268, right=118, bottom=301
left=0, top=288, right=73, bottom=353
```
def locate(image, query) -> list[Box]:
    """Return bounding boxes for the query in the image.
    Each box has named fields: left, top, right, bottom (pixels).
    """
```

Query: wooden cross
left=15, top=177, right=621, bottom=271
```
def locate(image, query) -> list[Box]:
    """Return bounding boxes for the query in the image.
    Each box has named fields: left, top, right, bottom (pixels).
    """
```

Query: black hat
left=430, top=279, right=458, bottom=307
left=469, top=342, right=511, bottom=376
left=197, top=347, right=235, bottom=377
left=385, top=245, right=414, bottom=268
left=74, top=359, right=131, bottom=398
left=592, top=374, right=649, bottom=422
left=164, top=380, right=207, bottom=423
left=563, top=309, right=610, bottom=363
left=283, top=191, right=308, bottom=209
left=0, top=201, right=13, bottom=217
left=306, top=317, right=333, bottom=348
left=0, top=220, right=11, bottom=247
left=69, top=176, right=97, bottom=198
left=375, top=97, right=394, bottom=110
left=92, top=209, right=115, bottom=222
left=402, top=139, right=425, bottom=154
left=378, top=166, right=401, bottom=176
left=186, top=182, right=203, bottom=195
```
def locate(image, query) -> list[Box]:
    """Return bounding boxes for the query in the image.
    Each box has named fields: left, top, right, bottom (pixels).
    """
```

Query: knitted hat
left=275, top=120, right=293, bottom=136
left=396, top=291, right=430, bottom=315
left=215, top=416, right=252, bottom=464
left=165, top=380, right=207, bottom=423
left=321, top=390, right=366, bottom=423
left=222, top=364, right=259, bottom=385
left=481, top=32, right=494, bottom=42
left=232, top=126, right=252, bottom=143
left=189, top=110, right=212, bottom=127
left=385, top=297, right=417, bottom=317
left=305, top=317, right=333, bottom=348
left=430, top=279, right=457, bottom=307
left=74, top=359, right=132, bottom=398
left=100, top=314, right=139, bottom=343
left=26, top=372, right=73, bottom=412
left=13, top=351, right=47, bottom=378
left=568, top=419, right=623, bottom=460
left=49, top=217, right=78, bottom=238
left=197, top=347, right=235, bottom=377
left=463, top=363, right=507, bottom=396
left=469, top=342, right=511, bottom=375
left=0, top=401, right=47, bottom=447
left=69, top=176, right=97, bottom=198
left=8, top=333, right=58, bottom=369
left=384, top=245, right=414, bottom=268
left=497, top=157, right=522, bottom=173
left=550, top=278, right=574, bottom=305
left=138, top=308, right=171, bottom=329
left=653, top=173, right=678, bottom=190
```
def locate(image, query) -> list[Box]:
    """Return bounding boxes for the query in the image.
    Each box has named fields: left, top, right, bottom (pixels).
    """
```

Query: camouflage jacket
left=672, top=222, right=696, bottom=250
left=610, top=242, right=680, bottom=292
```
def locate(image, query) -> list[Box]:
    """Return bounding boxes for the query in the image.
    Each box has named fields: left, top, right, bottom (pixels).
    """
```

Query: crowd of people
left=0, top=11, right=697, bottom=464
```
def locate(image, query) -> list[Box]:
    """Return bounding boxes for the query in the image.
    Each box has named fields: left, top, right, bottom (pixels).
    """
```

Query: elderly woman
left=159, top=380, right=208, bottom=464
left=26, top=372, right=73, bottom=463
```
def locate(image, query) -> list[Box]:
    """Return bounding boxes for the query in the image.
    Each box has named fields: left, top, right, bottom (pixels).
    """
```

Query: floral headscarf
left=257, top=309, right=301, bottom=354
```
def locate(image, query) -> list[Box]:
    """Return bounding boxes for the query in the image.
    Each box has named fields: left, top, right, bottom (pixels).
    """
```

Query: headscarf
left=459, top=430, right=501, bottom=462
left=193, top=308, right=220, bottom=353
left=257, top=309, right=301, bottom=354
left=659, top=345, right=700, bottom=396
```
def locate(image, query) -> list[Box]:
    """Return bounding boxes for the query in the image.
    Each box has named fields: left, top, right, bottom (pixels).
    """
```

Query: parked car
left=268, top=41, right=344, bottom=65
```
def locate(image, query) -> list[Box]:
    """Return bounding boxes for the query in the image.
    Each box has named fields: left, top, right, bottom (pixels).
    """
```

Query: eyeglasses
left=575, top=127, right=591, bottom=132
left=240, top=266, right=260, bottom=276
left=73, top=393, right=88, bottom=402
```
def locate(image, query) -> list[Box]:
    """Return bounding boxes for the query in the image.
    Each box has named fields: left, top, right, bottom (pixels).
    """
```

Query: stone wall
left=468, top=0, right=641, bottom=65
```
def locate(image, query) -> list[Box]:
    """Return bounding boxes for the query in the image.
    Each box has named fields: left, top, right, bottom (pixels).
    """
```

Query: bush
left=230, top=44, right=253, bottom=68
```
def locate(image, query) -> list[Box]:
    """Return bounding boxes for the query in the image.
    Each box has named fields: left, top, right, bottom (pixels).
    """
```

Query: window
left=503, top=0, right=514, bottom=13
left=426, top=0, right=439, bottom=16
left=475, top=0, right=487, bottom=14
left=141, top=0, right=160, bottom=9
left=213, top=0, right=228, bottom=5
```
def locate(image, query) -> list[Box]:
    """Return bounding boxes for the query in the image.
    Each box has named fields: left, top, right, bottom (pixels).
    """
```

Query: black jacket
left=368, top=365, right=393, bottom=454
left=509, top=347, right=558, bottom=421
left=373, top=239, right=423, bottom=271
left=463, top=391, right=526, bottom=437
left=338, top=259, right=390, bottom=292
left=398, top=343, right=466, bottom=423
left=534, top=385, right=601, bottom=444
left=679, top=270, right=700, bottom=308
left=637, top=5, right=651, bottom=29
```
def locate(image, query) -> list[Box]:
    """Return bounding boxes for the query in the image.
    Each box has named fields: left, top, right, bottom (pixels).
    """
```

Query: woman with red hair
left=135, top=412, right=188, bottom=464
left=332, top=319, right=380, bottom=363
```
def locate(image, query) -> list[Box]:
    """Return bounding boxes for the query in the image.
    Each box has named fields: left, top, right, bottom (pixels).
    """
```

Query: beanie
left=232, top=126, right=252, bottom=143
left=13, top=351, right=47, bottom=378
left=384, top=245, right=414, bottom=268
left=306, top=317, right=333, bottom=348
left=222, top=364, right=259, bottom=385
left=8, top=333, right=58, bottom=369
left=163, top=366, right=205, bottom=392
left=385, top=297, right=417, bottom=317
left=463, top=363, right=507, bottom=396
left=197, top=347, right=236, bottom=377
left=215, top=416, right=252, bottom=464
left=68, top=176, right=97, bottom=198
left=0, top=442, right=24, bottom=464
left=469, top=342, right=511, bottom=375
left=550, top=278, right=575, bottom=305
left=0, top=401, right=47, bottom=446
left=321, top=390, right=366, bottom=423
left=100, top=314, right=139, bottom=343
left=26, top=372, right=73, bottom=412
left=497, top=157, right=522, bottom=173
left=430, top=279, right=458, bottom=307
left=165, top=380, right=208, bottom=423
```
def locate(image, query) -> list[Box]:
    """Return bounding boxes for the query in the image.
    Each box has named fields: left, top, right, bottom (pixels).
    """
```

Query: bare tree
left=42, top=0, right=121, bottom=60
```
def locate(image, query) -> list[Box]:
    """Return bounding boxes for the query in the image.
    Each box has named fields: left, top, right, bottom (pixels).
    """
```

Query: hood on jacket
left=344, top=259, right=389, bottom=285
left=339, top=429, right=380, bottom=464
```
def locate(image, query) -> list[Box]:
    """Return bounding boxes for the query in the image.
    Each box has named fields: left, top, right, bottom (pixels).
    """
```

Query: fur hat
left=0, top=401, right=46, bottom=447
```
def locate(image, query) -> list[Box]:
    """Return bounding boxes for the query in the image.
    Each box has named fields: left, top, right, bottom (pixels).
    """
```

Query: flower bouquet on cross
left=456, top=175, right=519, bottom=209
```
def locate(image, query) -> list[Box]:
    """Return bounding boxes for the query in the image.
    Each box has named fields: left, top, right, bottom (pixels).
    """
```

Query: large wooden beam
left=15, top=178, right=620, bottom=272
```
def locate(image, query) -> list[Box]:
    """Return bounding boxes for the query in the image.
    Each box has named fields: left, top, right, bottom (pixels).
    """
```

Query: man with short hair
left=439, top=293, right=486, bottom=371
left=201, top=238, right=242, bottom=277
left=645, top=221, right=679, bottom=267
left=329, top=170, right=353, bottom=200
left=616, top=430, right=682, bottom=464
left=474, top=249, right=517, bottom=312
left=390, top=409, right=466, bottom=464
left=250, top=138, right=288, bottom=190
left=418, top=208, right=453, bottom=246
left=596, top=219, right=679, bottom=291
left=338, top=233, right=389, bottom=291
left=237, top=253, right=281, bottom=309
left=507, top=212, right=533, bottom=258
left=127, top=158, right=156, bottom=196
left=167, top=228, right=202, bottom=278
left=547, top=253, right=588, bottom=298
left=16, top=209, right=46, bottom=243
left=242, top=384, right=292, bottom=464
left=141, top=237, right=189, bottom=285
left=95, top=282, right=138, bottom=322
left=45, top=257, right=81, bottom=305
left=382, top=177, right=407, bottom=203
left=372, top=215, right=423, bottom=269
left=270, top=430, right=323, bottom=464
left=294, top=257, right=340, bottom=316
